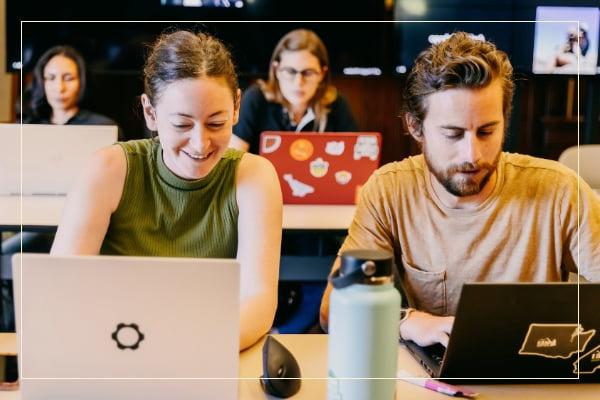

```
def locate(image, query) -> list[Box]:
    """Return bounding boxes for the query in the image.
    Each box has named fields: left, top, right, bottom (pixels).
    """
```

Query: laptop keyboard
left=425, top=343, right=446, bottom=366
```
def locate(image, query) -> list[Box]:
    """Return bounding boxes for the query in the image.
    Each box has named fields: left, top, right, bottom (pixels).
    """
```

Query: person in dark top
left=2, top=46, right=122, bottom=332
left=231, top=29, right=358, bottom=334
left=22, top=45, right=119, bottom=131
left=230, top=29, right=358, bottom=154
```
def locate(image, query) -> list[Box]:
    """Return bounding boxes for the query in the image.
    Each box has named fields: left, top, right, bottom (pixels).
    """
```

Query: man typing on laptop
left=319, top=31, right=600, bottom=348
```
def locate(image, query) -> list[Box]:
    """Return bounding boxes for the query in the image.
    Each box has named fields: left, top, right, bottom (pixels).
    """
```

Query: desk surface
left=0, top=196, right=356, bottom=231
left=1, top=333, right=597, bottom=399
left=3, top=190, right=600, bottom=231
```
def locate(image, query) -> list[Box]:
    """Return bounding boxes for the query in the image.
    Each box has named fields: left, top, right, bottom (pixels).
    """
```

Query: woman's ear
left=405, top=113, right=423, bottom=143
left=318, top=65, right=328, bottom=84
left=141, top=94, right=158, bottom=132
left=233, top=88, right=241, bottom=125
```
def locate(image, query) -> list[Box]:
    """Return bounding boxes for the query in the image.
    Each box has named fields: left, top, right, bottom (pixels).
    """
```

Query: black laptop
left=403, top=283, right=600, bottom=383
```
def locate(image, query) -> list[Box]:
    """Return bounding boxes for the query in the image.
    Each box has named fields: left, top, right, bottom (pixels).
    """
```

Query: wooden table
left=1, top=333, right=597, bottom=399
left=0, top=196, right=356, bottom=232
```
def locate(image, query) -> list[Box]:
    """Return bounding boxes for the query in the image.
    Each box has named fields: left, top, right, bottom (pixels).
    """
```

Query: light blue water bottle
left=327, top=249, right=400, bottom=400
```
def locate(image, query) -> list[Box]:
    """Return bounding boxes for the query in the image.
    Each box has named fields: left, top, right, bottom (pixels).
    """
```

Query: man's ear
left=141, top=94, right=158, bottom=132
left=232, top=88, right=241, bottom=125
left=405, top=113, right=423, bottom=143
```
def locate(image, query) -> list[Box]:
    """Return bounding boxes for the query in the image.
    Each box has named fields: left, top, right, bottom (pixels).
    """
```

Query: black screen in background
left=393, top=0, right=516, bottom=73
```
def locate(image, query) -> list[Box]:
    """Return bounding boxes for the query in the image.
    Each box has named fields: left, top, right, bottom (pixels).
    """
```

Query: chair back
left=558, top=145, right=600, bottom=188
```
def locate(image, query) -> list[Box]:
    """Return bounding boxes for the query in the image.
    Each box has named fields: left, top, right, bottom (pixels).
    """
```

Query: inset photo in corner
left=532, top=6, right=600, bottom=75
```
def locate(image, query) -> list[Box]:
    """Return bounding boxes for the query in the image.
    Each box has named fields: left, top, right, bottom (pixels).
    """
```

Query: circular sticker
left=289, top=138, right=314, bottom=161
left=335, top=170, right=352, bottom=185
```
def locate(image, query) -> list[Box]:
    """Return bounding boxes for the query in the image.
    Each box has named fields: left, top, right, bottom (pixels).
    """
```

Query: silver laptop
left=0, top=124, right=117, bottom=196
left=12, top=253, right=240, bottom=400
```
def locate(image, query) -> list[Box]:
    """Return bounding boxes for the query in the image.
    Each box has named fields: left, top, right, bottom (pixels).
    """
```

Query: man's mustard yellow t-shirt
left=340, top=152, right=600, bottom=316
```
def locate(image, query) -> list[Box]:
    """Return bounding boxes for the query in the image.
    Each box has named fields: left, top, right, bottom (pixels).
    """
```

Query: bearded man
left=319, top=32, right=600, bottom=347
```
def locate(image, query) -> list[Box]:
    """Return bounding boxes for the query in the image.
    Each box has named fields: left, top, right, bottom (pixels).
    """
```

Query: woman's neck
left=51, top=107, right=79, bottom=125
left=288, top=105, right=308, bottom=125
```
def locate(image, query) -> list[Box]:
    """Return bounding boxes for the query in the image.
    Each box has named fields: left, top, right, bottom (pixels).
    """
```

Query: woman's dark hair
left=25, top=45, right=87, bottom=122
left=143, top=31, right=239, bottom=107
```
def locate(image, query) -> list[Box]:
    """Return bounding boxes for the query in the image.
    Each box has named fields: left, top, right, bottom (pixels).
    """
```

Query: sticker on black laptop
left=573, top=344, right=600, bottom=375
left=325, top=141, right=345, bottom=156
left=261, top=134, right=282, bottom=154
left=310, top=157, right=329, bottom=178
left=111, top=323, right=145, bottom=350
left=518, top=323, right=596, bottom=359
left=283, top=174, right=315, bottom=197
left=353, top=135, right=379, bottom=161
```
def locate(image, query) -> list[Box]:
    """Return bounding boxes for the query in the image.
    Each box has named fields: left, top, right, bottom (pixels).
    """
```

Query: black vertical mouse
left=259, top=335, right=302, bottom=398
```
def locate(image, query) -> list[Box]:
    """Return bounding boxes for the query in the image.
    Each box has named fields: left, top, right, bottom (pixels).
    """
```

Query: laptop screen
left=405, top=283, right=600, bottom=382
left=259, top=131, right=382, bottom=205
left=13, top=253, right=241, bottom=399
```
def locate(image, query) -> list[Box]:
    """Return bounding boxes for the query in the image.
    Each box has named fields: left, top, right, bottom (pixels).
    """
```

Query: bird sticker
left=283, top=174, right=315, bottom=197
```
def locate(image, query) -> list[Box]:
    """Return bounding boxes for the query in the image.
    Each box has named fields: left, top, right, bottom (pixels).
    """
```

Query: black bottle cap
left=330, top=249, right=393, bottom=289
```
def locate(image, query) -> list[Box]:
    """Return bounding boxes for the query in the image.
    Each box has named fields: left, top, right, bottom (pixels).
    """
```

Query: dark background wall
left=6, top=1, right=600, bottom=164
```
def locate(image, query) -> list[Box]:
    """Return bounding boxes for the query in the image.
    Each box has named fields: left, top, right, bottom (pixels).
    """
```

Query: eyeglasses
left=276, top=66, right=322, bottom=82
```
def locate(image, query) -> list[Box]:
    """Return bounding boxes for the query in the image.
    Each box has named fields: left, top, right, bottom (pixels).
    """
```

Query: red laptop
left=258, top=131, right=382, bottom=205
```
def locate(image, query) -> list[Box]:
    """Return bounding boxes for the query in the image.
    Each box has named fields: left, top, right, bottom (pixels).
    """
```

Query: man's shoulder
left=362, top=155, right=426, bottom=197
left=502, top=152, right=576, bottom=181
left=501, top=152, right=582, bottom=199
left=372, top=154, right=426, bottom=180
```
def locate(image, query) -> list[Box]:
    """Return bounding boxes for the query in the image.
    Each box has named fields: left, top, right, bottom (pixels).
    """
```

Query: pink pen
left=397, top=370, right=479, bottom=398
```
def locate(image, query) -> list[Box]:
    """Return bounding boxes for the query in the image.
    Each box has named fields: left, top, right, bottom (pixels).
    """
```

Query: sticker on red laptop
left=334, top=170, right=352, bottom=185
left=310, top=157, right=329, bottom=178
left=353, top=135, right=380, bottom=161
left=283, top=173, right=315, bottom=197
left=518, top=323, right=596, bottom=359
left=325, top=141, right=345, bottom=156
left=289, top=138, right=314, bottom=161
left=573, top=344, right=600, bottom=375
left=261, top=134, right=282, bottom=154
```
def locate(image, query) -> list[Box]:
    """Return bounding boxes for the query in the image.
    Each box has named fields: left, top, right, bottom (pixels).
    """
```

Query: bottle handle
left=331, top=260, right=377, bottom=289
left=330, top=266, right=366, bottom=289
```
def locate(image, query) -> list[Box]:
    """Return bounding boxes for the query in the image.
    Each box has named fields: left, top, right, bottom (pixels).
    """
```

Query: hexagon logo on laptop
left=111, top=323, right=145, bottom=350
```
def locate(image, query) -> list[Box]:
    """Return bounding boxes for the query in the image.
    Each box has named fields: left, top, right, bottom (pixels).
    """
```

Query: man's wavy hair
left=403, top=31, right=514, bottom=135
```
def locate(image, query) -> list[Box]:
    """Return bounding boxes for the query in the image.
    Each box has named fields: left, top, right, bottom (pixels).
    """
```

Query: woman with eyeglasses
left=230, top=29, right=358, bottom=153
left=230, top=29, right=357, bottom=335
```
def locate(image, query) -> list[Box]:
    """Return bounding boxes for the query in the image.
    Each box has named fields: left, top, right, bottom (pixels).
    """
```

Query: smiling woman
left=50, top=31, right=283, bottom=351
left=140, top=77, right=236, bottom=180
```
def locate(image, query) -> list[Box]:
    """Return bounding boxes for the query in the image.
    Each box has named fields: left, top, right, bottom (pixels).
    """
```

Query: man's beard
left=424, top=146, right=502, bottom=197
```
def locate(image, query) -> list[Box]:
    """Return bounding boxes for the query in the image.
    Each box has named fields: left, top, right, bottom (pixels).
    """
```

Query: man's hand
left=400, top=310, right=454, bottom=347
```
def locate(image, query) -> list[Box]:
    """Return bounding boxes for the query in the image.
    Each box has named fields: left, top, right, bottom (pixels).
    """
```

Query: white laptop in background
left=0, top=123, right=19, bottom=195
left=0, top=123, right=117, bottom=196
left=13, top=254, right=240, bottom=400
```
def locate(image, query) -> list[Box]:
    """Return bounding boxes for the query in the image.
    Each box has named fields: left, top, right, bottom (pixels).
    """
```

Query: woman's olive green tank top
left=100, top=139, right=243, bottom=258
